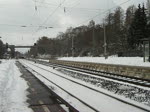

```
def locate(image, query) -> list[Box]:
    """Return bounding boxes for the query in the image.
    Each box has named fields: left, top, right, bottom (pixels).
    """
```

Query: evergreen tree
left=128, top=4, right=148, bottom=49
left=0, top=40, right=4, bottom=58
left=147, top=0, right=150, bottom=38
left=28, top=4, right=149, bottom=57
left=125, top=5, right=136, bottom=29
left=112, top=7, right=125, bottom=53
left=147, top=0, right=150, bottom=17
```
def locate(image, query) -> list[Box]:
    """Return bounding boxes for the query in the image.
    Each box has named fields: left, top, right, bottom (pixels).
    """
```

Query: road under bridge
left=5, top=44, right=50, bottom=58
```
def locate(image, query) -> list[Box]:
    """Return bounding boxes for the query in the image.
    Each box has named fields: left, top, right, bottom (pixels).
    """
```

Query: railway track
left=20, top=61, right=100, bottom=112
left=20, top=59, right=150, bottom=112
left=33, top=59, right=150, bottom=88
left=18, top=61, right=79, bottom=112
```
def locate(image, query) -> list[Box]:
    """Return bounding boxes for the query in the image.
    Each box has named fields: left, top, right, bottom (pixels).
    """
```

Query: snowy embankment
left=0, top=60, right=32, bottom=112
left=58, top=57, right=150, bottom=67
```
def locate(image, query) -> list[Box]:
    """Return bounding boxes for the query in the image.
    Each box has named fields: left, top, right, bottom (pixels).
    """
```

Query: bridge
left=6, top=45, right=49, bottom=58
left=4, top=45, right=36, bottom=58
left=14, top=45, right=48, bottom=48
left=4, top=44, right=50, bottom=58
left=15, top=46, right=34, bottom=48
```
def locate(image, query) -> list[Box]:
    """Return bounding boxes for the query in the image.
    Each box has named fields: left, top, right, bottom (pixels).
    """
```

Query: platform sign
left=144, top=41, right=149, bottom=62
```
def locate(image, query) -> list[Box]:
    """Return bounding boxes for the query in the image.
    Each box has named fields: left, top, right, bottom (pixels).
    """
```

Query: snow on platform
left=58, top=57, right=150, bottom=67
left=0, top=60, right=32, bottom=112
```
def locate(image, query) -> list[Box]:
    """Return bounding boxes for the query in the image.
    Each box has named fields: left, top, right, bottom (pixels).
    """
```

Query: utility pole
left=0, top=37, right=2, bottom=59
left=71, top=34, right=74, bottom=57
left=147, top=0, right=150, bottom=62
left=103, top=19, right=107, bottom=59
left=149, top=40, right=150, bottom=62
left=93, top=24, right=95, bottom=55
left=33, top=43, right=38, bottom=58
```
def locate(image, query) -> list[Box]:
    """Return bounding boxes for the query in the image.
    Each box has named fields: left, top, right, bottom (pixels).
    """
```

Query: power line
left=33, top=0, right=101, bottom=12
left=30, top=0, right=132, bottom=39
left=31, top=0, right=66, bottom=36
left=32, top=0, right=131, bottom=30
left=34, top=0, right=76, bottom=7
left=41, top=0, right=66, bottom=25
left=77, top=0, right=132, bottom=26
left=63, top=7, right=102, bottom=12
left=30, top=1, right=102, bottom=32
left=32, top=0, right=58, bottom=6
left=0, top=23, right=53, bottom=28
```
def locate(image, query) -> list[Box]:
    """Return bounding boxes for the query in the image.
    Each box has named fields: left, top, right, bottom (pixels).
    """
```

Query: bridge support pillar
left=10, top=45, right=15, bottom=58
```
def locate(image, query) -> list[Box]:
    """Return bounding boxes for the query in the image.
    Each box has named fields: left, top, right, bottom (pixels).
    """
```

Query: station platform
left=17, top=62, right=67, bottom=112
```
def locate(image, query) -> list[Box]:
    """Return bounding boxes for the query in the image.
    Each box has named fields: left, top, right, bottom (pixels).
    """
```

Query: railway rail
left=20, top=59, right=150, bottom=112
left=18, top=61, right=79, bottom=112
left=33, top=59, right=150, bottom=88
left=20, top=61, right=100, bottom=112
left=48, top=60, right=150, bottom=79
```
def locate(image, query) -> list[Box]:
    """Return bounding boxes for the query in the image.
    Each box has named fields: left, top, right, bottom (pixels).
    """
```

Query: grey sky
left=0, top=0, right=146, bottom=53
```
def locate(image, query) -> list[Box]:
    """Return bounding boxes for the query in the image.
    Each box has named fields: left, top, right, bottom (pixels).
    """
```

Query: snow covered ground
left=20, top=60, right=150, bottom=112
left=0, top=60, right=32, bottom=112
left=58, top=57, right=150, bottom=67
left=1, top=59, right=148, bottom=112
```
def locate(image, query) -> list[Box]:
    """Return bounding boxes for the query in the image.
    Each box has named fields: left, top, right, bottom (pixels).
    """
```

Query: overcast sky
left=0, top=0, right=146, bottom=53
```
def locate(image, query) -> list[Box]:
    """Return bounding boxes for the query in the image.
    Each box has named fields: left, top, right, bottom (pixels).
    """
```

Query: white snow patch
left=0, top=60, right=33, bottom=112
left=58, top=57, right=150, bottom=67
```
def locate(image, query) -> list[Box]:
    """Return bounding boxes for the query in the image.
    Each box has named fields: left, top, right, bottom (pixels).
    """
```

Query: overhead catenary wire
left=34, top=0, right=77, bottom=7
left=66, top=0, right=80, bottom=7
left=77, top=0, right=132, bottom=26
left=33, top=0, right=102, bottom=12
left=32, top=0, right=58, bottom=6
left=31, top=0, right=66, bottom=36
left=48, top=0, right=132, bottom=30
left=12, top=0, right=132, bottom=41
left=40, top=0, right=66, bottom=25
left=32, top=0, right=132, bottom=31
left=37, top=1, right=103, bottom=32
left=0, top=23, right=53, bottom=28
